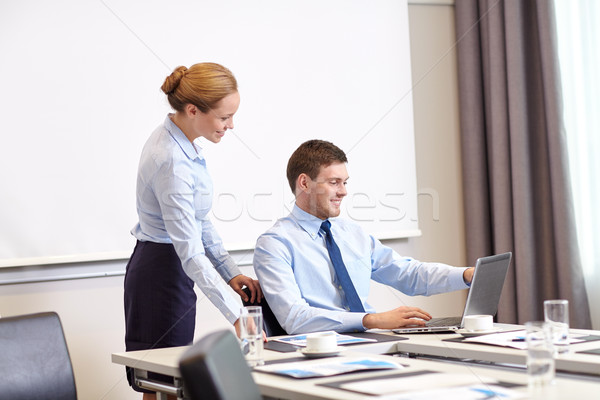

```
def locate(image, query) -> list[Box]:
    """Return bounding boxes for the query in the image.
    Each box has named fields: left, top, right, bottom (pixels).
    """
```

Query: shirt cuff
left=344, top=312, right=368, bottom=332
left=214, top=300, right=240, bottom=324
left=450, top=267, right=471, bottom=289
left=215, top=257, right=242, bottom=283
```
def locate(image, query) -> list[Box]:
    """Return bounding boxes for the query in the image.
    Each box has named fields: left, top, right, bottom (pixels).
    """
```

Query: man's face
left=306, top=162, right=348, bottom=220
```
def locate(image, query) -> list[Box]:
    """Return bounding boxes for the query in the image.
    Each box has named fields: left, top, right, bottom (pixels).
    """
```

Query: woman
left=124, top=62, right=261, bottom=398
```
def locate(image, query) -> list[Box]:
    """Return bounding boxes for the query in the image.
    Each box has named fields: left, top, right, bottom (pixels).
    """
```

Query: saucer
left=457, top=328, right=501, bottom=337
left=298, top=347, right=345, bottom=358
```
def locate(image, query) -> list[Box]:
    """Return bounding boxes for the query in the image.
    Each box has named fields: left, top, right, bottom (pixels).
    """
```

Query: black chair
left=242, top=287, right=287, bottom=337
left=179, top=330, right=262, bottom=400
left=0, top=312, right=77, bottom=400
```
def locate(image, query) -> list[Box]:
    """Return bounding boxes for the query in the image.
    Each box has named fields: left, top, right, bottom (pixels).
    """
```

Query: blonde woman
left=124, top=63, right=261, bottom=398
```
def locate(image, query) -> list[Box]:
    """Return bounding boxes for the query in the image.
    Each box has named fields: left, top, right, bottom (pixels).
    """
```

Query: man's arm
left=367, top=235, right=470, bottom=296
left=358, top=263, right=471, bottom=329
left=355, top=234, right=470, bottom=328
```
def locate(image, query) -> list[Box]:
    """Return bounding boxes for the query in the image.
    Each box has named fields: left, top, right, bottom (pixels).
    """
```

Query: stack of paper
left=254, top=357, right=401, bottom=379
left=273, top=332, right=377, bottom=347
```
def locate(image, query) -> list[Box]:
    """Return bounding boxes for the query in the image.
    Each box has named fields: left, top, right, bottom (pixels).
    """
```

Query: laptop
left=392, top=252, right=512, bottom=334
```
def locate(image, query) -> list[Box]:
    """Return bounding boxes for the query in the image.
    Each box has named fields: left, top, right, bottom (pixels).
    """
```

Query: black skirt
left=124, top=240, right=196, bottom=393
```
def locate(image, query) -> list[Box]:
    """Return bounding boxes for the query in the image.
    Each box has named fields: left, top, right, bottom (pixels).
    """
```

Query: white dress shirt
left=254, top=204, right=469, bottom=334
left=131, top=115, right=241, bottom=323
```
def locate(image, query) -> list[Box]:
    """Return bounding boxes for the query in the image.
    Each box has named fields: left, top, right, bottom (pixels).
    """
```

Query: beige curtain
left=455, top=0, right=591, bottom=328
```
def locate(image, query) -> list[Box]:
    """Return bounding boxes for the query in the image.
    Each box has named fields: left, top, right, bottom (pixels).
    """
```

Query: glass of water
left=240, top=306, right=264, bottom=366
left=544, top=299, right=569, bottom=355
left=525, top=321, right=555, bottom=387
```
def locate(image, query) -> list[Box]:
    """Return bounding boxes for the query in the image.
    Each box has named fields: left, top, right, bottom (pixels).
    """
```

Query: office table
left=390, top=324, right=600, bottom=377
left=112, top=326, right=600, bottom=399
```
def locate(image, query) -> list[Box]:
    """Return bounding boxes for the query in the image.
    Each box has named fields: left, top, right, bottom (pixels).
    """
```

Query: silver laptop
left=392, top=252, right=512, bottom=334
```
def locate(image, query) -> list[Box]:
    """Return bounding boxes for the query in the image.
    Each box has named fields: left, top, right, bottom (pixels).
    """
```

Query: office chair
left=179, top=330, right=262, bottom=400
left=242, top=287, right=287, bottom=337
left=0, top=311, right=77, bottom=400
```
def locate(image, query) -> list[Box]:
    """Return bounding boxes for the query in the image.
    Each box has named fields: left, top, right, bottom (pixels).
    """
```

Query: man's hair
left=286, top=139, right=347, bottom=193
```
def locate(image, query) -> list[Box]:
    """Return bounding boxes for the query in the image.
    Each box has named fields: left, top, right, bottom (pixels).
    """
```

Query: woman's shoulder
left=142, top=125, right=186, bottom=164
left=138, top=136, right=194, bottom=189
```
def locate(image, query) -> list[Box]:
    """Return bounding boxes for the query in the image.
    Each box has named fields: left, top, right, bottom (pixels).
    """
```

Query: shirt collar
left=291, top=204, right=327, bottom=240
left=164, top=114, right=204, bottom=161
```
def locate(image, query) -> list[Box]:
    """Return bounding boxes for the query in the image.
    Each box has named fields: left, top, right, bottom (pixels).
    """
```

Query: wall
left=0, top=3, right=467, bottom=399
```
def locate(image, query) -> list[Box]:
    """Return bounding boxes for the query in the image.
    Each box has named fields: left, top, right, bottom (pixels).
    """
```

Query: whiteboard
left=0, top=0, right=419, bottom=267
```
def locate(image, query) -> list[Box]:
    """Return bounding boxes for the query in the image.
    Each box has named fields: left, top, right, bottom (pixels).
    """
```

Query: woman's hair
left=161, top=62, right=238, bottom=113
left=286, top=139, right=348, bottom=194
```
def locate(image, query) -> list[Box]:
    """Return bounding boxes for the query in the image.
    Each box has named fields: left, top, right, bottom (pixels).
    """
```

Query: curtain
left=454, top=0, right=591, bottom=328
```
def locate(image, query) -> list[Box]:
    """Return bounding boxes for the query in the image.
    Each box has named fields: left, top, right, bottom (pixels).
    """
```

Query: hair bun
left=161, top=66, right=188, bottom=95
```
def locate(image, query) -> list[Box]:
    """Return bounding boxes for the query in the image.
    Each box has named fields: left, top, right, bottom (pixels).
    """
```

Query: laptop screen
left=460, top=252, right=512, bottom=326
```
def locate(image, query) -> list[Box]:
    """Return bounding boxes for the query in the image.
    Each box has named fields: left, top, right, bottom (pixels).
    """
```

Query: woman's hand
left=229, top=274, right=263, bottom=303
left=234, top=318, right=242, bottom=337
left=234, top=318, right=268, bottom=342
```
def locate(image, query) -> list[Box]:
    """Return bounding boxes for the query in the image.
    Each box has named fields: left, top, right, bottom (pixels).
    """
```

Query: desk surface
left=112, top=325, right=600, bottom=400
left=391, top=324, right=600, bottom=376
left=252, top=352, right=600, bottom=400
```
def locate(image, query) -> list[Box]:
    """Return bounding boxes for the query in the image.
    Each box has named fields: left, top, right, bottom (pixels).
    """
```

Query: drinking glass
left=525, top=321, right=555, bottom=387
left=239, top=306, right=264, bottom=366
left=544, top=299, right=570, bottom=355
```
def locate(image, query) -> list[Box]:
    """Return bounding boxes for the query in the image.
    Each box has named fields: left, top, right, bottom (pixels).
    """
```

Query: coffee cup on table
left=463, top=315, right=493, bottom=332
left=305, top=331, right=337, bottom=352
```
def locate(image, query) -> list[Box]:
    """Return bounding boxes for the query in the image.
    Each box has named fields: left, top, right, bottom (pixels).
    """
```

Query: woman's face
left=193, top=91, right=240, bottom=143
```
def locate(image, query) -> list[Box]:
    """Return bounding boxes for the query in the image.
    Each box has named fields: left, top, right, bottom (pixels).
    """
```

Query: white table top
left=253, top=351, right=600, bottom=400
left=112, top=325, right=600, bottom=399
left=388, top=324, right=600, bottom=376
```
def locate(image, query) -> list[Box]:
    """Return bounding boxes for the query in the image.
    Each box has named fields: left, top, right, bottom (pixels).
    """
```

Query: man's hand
left=362, top=306, right=433, bottom=330
left=463, top=267, right=475, bottom=284
left=229, top=274, right=263, bottom=303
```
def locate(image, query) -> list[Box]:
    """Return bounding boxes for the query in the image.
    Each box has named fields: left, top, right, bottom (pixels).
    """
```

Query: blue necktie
left=320, top=220, right=365, bottom=312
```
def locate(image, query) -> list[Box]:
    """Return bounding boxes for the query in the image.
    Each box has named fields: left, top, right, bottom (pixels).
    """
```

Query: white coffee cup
left=463, top=314, right=493, bottom=332
left=305, top=331, right=337, bottom=352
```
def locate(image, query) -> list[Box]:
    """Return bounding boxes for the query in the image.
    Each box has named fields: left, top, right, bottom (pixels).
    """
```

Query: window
left=554, top=0, right=600, bottom=328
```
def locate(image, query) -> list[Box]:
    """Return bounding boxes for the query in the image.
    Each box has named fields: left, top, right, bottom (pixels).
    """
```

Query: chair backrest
left=242, top=287, right=287, bottom=337
left=0, top=312, right=77, bottom=400
left=179, top=330, right=262, bottom=400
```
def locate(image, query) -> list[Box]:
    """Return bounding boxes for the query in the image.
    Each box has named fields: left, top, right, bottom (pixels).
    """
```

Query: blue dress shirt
left=131, top=115, right=241, bottom=323
left=253, top=204, right=469, bottom=334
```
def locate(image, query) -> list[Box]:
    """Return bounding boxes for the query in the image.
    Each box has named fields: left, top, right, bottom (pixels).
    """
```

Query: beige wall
left=0, top=4, right=466, bottom=399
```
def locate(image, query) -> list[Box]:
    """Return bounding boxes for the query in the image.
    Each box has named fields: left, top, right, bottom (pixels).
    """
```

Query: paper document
left=273, top=332, right=376, bottom=347
left=463, top=329, right=586, bottom=349
left=373, top=384, right=527, bottom=400
left=339, top=372, right=496, bottom=396
left=253, top=357, right=401, bottom=378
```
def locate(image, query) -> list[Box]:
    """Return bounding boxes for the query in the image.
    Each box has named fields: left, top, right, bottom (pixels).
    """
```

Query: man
left=253, top=140, right=474, bottom=334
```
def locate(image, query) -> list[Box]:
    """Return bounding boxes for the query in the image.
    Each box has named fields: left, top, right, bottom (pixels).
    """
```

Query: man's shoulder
left=256, top=215, right=299, bottom=243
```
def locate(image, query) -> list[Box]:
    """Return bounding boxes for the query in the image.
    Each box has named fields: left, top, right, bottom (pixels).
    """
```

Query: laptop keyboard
left=426, top=317, right=462, bottom=327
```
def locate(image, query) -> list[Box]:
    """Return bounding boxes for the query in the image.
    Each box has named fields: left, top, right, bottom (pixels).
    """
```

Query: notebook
left=392, top=252, right=512, bottom=334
